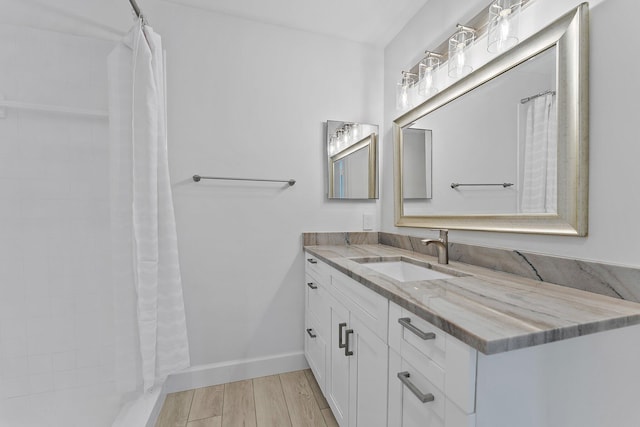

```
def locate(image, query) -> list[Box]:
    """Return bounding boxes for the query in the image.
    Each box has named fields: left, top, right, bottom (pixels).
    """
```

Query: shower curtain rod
left=520, top=90, right=556, bottom=104
left=129, top=0, right=145, bottom=21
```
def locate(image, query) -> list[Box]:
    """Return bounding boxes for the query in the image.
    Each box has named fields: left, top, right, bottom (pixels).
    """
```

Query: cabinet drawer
left=305, top=312, right=327, bottom=393
left=306, top=273, right=329, bottom=334
left=389, top=302, right=477, bottom=414
left=305, top=252, right=329, bottom=284
left=389, top=350, right=476, bottom=427
left=389, top=302, right=446, bottom=367
left=389, top=348, right=445, bottom=425
left=330, top=270, right=389, bottom=343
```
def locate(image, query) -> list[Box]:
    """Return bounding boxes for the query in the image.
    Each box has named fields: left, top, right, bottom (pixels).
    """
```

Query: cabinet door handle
left=307, top=258, right=318, bottom=264
left=307, top=282, right=318, bottom=290
left=338, top=322, right=347, bottom=349
left=306, top=328, right=317, bottom=338
left=398, top=317, right=436, bottom=340
left=344, top=329, right=354, bottom=356
left=397, top=372, right=435, bottom=403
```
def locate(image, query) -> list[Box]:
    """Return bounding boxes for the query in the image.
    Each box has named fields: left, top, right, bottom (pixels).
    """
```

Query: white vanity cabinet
left=305, top=251, right=640, bottom=427
left=305, top=254, right=388, bottom=427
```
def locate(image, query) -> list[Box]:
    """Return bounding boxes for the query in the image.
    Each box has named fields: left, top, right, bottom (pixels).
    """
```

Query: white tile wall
left=0, top=23, right=123, bottom=426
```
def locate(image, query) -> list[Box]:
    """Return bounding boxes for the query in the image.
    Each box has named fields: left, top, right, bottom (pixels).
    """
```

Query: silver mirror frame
left=394, top=3, right=589, bottom=236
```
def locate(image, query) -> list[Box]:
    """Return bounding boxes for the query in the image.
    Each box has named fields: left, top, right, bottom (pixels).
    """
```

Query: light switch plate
left=363, top=213, right=375, bottom=231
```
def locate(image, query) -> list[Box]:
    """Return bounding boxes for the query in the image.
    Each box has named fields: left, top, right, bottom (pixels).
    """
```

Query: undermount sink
left=355, top=258, right=458, bottom=282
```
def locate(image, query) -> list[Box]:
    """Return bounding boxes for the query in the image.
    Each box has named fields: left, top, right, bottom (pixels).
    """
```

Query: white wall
left=148, top=1, right=383, bottom=366
left=383, top=0, right=640, bottom=268
left=0, top=21, right=124, bottom=426
left=3, top=0, right=382, bottom=378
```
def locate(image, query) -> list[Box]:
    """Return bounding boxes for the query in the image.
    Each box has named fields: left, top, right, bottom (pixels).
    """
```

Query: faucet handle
left=422, top=228, right=448, bottom=243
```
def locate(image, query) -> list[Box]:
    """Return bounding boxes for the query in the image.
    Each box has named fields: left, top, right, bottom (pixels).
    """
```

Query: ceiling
left=161, top=0, right=431, bottom=47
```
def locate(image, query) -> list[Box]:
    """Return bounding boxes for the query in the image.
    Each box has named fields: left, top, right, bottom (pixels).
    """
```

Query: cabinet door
left=349, top=315, right=388, bottom=427
left=327, top=300, right=351, bottom=427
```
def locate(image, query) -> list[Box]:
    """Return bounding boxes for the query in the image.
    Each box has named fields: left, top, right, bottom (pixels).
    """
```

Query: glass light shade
left=351, top=123, right=360, bottom=141
left=488, top=0, right=521, bottom=53
left=328, top=136, right=338, bottom=155
left=336, top=129, right=345, bottom=152
left=448, top=27, right=475, bottom=78
left=418, top=55, right=441, bottom=97
left=343, top=123, right=352, bottom=144
left=396, top=72, right=417, bottom=111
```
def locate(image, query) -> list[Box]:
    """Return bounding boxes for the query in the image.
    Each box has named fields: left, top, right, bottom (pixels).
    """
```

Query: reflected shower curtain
left=108, top=20, right=190, bottom=395
left=519, top=92, right=557, bottom=213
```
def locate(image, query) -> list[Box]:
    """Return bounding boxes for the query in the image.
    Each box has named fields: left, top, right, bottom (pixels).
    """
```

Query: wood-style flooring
left=156, top=369, right=338, bottom=427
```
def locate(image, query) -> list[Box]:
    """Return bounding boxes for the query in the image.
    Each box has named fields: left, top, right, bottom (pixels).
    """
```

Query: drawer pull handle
left=398, top=317, right=436, bottom=340
left=307, top=282, right=318, bottom=290
left=397, top=372, right=435, bottom=403
left=307, top=258, right=318, bottom=264
left=345, top=329, right=354, bottom=356
left=338, top=322, right=347, bottom=349
left=306, top=328, right=317, bottom=338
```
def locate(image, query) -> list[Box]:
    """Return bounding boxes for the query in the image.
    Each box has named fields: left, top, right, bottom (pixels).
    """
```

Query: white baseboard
left=145, top=387, right=166, bottom=427
left=164, top=351, right=309, bottom=394
left=112, top=386, right=164, bottom=427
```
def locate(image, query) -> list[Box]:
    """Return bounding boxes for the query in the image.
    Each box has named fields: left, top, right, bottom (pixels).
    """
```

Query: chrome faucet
left=421, top=229, right=449, bottom=264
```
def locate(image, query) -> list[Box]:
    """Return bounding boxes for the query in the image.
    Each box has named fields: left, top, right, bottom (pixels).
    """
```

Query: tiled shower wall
left=0, top=24, right=121, bottom=426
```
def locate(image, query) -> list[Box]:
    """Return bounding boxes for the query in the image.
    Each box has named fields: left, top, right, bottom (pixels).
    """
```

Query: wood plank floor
left=156, top=369, right=338, bottom=427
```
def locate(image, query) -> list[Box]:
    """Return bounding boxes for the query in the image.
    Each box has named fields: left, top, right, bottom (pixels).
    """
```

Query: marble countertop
left=304, top=244, right=640, bottom=355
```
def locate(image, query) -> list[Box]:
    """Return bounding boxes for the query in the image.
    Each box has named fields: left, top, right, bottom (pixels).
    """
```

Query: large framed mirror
left=327, top=120, right=379, bottom=199
left=394, top=4, right=588, bottom=236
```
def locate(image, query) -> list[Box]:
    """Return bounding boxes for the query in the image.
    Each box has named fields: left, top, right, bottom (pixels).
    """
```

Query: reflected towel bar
left=451, top=182, right=513, bottom=189
left=193, top=175, right=296, bottom=186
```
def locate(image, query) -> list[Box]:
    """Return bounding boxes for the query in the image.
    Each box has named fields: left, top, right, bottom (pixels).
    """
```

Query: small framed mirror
left=394, top=4, right=588, bottom=235
left=403, top=127, right=433, bottom=201
left=326, top=120, right=379, bottom=199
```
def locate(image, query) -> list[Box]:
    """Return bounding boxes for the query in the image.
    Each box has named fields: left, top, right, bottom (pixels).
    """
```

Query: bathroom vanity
left=303, top=240, right=640, bottom=427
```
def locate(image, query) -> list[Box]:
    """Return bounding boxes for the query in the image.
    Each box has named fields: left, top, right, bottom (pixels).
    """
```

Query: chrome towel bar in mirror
left=450, top=183, right=514, bottom=189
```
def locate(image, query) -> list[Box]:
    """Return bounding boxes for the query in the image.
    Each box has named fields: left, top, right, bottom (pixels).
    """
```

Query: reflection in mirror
left=404, top=46, right=556, bottom=216
left=326, top=120, right=378, bottom=199
left=402, top=127, right=432, bottom=200
left=394, top=4, right=588, bottom=235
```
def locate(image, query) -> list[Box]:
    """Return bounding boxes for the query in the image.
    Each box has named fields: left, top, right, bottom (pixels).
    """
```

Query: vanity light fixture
left=329, top=123, right=362, bottom=155
left=448, top=25, right=476, bottom=78
left=418, top=51, right=442, bottom=98
left=396, top=71, right=417, bottom=111
left=488, top=0, right=522, bottom=53
left=397, top=0, right=533, bottom=117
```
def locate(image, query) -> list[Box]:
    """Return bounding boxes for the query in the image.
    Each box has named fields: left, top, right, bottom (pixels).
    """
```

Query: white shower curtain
left=519, top=92, right=557, bottom=213
left=108, top=20, right=190, bottom=395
